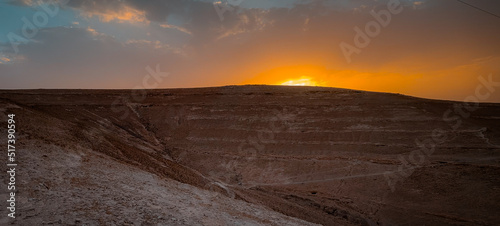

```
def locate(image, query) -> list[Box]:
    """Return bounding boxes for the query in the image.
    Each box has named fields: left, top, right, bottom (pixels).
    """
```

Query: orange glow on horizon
left=241, top=59, right=500, bottom=102
left=245, top=66, right=419, bottom=94
left=244, top=65, right=327, bottom=87
left=279, top=77, right=319, bottom=86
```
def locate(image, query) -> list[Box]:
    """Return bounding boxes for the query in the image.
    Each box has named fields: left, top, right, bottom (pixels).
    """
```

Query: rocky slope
left=1, top=85, right=499, bottom=225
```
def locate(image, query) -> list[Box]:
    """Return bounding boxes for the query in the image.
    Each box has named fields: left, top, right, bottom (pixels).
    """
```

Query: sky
left=1, top=0, right=499, bottom=102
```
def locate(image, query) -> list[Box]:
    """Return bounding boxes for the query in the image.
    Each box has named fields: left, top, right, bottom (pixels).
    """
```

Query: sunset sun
left=279, top=77, right=318, bottom=86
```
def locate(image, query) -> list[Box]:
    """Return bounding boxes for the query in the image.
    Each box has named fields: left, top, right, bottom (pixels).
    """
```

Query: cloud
left=159, top=23, right=192, bottom=35
left=125, top=39, right=187, bottom=56
left=85, top=26, right=101, bottom=36
left=0, top=57, right=11, bottom=64
left=215, top=9, right=272, bottom=40
left=0, top=27, right=183, bottom=88
left=79, top=5, right=148, bottom=24
left=64, top=0, right=196, bottom=23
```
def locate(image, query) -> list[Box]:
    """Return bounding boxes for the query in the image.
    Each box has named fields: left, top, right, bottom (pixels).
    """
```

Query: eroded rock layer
left=1, top=85, right=499, bottom=225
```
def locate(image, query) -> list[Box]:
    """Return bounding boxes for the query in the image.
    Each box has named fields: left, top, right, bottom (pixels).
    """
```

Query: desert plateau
left=1, top=85, right=499, bottom=225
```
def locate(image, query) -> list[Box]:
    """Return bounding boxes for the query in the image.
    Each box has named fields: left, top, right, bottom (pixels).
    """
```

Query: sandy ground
left=0, top=102, right=316, bottom=226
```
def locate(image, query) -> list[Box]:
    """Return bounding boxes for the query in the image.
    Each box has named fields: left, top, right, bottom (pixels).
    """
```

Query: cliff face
left=1, top=85, right=499, bottom=225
